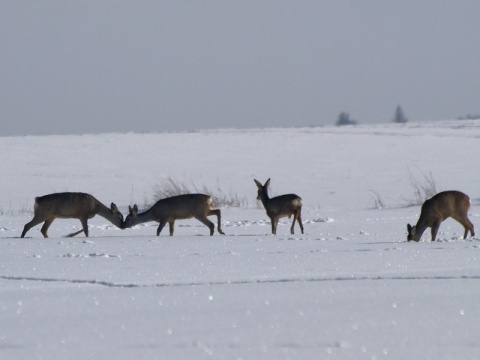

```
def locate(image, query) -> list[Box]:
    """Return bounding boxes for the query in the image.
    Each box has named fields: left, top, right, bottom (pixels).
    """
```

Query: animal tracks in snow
left=2, top=273, right=480, bottom=290
left=60, top=253, right=121, bottom=259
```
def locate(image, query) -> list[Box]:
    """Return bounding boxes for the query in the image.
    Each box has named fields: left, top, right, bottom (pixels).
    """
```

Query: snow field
left=1, top=121, right=480, bottom=359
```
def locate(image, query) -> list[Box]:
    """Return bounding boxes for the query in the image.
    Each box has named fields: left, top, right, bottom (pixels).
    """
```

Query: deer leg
left=290, top=212, right=297, bottom=234
left=195, top=216, right=215, bottom=236
left=40, top=217, right=55, bottom=238
left=208, top=209, right=225, bottom=235
left=65, top=229, right=85, bottom=238
left=430, top=221, right=441, bottom=241
left=290, top=209, right=304, bottom=235
left=453, top=215, right=475, bottom=239
left=80, top=217, right=89, bottom=237
left=168, top=220, right=175, bottom=236
left=463, top=218, right=475, bottom=239
left=298, top=213, right=304, bottom=234
left=21, top=215, right=47, bottom=238
left=270, top=216, right=277, bottom=235
left=292, top=209, right=303, bottom=234
left=462, top=215, right=475, bottom=239
left=457, top=217, right=472, bottom=239
left=157, top=219, right=167, bottom=236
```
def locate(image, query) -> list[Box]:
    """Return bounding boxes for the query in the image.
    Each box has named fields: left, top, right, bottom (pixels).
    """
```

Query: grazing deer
left=407, top=190, right=475, bottom=242
left=254, top=178, right=304, bottom=235
left=123, top=194, right=225, bottom=236
left=21, top=192, right=124, bottom=238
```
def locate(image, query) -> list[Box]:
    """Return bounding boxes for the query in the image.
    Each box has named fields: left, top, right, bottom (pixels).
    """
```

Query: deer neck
left=259, top=192, right=271, bottom=209
left=95, top=201, right=122, bottom=228
left=413, top=217, right=429, bottom=240
left=133, top=208, right=156, bottom=225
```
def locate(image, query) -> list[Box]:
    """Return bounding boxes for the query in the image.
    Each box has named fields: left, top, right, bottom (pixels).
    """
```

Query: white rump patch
left=292, top=199, right=302, bottom=207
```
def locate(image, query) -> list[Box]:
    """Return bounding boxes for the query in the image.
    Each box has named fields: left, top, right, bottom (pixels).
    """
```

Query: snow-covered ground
left=1, top=120, right=480, bottom=359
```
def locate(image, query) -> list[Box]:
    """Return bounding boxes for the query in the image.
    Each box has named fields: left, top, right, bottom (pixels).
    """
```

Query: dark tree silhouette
left=336, top=112, right=357, bottom=126
left=393, top=105, right=408, bottom=123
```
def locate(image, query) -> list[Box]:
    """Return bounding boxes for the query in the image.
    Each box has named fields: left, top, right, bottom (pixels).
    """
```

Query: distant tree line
left=458, top=114, right=480, bottom=120
left=335, top=105, right=408, bottom=126
left=334, top=106, right=480, bottom=126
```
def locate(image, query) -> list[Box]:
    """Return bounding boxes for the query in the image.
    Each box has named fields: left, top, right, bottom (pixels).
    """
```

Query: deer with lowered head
left=254, top=178, right=304, bottom=235
left=21, top=192, right=124, bottom=238
left=123, top=194, right=225, bottom=236
left=407, top=190, right=475, bottom=242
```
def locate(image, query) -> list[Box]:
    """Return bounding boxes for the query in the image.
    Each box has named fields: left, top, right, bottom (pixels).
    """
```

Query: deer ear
left=111, top=202, right=118, bottom=211
left=254, top=179, right=262, bottom=188
left=133, top=204, right=138, bottom=213
left=265, top=178, right=271, bottom=188
left=128, top=205, right=136, bottom=215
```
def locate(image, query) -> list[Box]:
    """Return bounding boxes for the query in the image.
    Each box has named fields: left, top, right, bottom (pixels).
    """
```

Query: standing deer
left=407, top=190, right=475, bottom=242
left=254, top=178, right=304, bottom=235
left=123, top=194, right=225, bottom=236
left=21, top=192, right=124, bottom=238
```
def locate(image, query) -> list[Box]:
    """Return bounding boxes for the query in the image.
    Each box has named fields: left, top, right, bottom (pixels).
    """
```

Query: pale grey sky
left=1, top=1, right=479, bottom=136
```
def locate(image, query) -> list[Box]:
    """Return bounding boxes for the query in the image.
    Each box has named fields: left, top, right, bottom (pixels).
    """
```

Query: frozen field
left=1, top=120, right=480, bottom=359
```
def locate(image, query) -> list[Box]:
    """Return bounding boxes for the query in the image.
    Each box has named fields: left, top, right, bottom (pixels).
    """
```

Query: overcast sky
left=1, top=1, right=479, bottom=136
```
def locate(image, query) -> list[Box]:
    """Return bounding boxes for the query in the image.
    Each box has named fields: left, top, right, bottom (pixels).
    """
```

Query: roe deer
left=407, top=190, right=475, bottom=242
left=21, top=192, right=124, bottom=238
left=123, top=194, right=225, bottom=236
left=254, top=178, right=304, bottom=235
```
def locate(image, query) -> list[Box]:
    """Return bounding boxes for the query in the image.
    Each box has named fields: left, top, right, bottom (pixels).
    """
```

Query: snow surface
left=1, top=120, right=480, bottom=359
